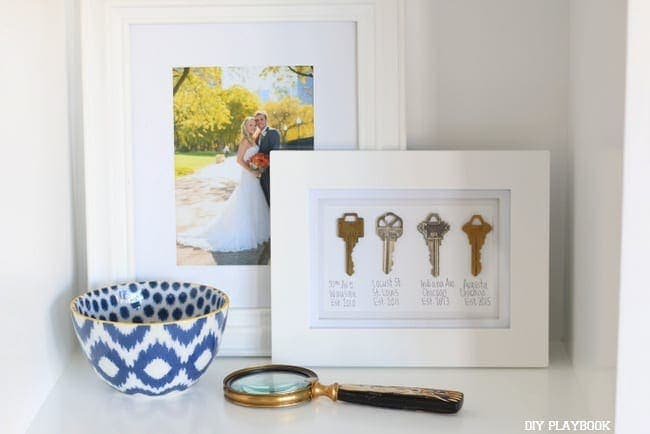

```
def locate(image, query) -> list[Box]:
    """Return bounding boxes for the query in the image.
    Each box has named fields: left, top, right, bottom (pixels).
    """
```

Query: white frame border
left=79, top=0, right=405, bottom=355
left=271, top=151, right=549, bottom=367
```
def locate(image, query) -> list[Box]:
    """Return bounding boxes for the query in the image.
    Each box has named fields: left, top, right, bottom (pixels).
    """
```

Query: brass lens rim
left=223, top=364, right=318, bottom=408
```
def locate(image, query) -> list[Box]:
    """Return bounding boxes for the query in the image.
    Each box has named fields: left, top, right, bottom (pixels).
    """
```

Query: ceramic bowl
left=69, top=281, right=229, bottom=396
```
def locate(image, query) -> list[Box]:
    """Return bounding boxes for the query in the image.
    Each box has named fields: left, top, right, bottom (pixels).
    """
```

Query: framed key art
left=310, top=188, right=510, bottom=329
left=271, top=151, right=549, bottom=367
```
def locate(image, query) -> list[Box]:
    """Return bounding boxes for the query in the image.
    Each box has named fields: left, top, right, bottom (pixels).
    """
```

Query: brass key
left=376, top=212, right=403, bottom=274
left=462, top=214, right=492, bottom=276
left=417, top=213, right=450, bottom=277
left=337, top=213, right=364, bottom=276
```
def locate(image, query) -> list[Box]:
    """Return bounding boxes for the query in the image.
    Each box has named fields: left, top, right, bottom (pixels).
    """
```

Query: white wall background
left=405, top=0, right=569, bottom=340
left=616, top=0, right=650, bottom=431
left=0, top=0, right=81, bottom=432
left=568, top=0, right=626, bottom=421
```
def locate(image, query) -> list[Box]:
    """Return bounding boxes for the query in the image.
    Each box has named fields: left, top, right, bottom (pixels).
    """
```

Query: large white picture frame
left=271, top=151, right=549, bottom=366
left=79, top=0, right=406, bottom=355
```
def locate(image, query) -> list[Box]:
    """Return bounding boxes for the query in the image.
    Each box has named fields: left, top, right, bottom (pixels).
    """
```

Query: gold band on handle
left=311, top=382, right=339, bottom=401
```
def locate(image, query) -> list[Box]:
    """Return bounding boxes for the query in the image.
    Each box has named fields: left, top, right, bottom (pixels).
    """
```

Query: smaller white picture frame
left=271, top=151, right=549, bottom=367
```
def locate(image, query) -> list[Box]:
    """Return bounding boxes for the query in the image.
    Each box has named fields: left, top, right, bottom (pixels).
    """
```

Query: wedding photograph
left=173, top=65, right=315, bottom=266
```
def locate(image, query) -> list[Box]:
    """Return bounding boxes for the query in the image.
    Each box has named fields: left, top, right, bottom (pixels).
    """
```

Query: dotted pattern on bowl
left=73, top=281, right=226, bottom=323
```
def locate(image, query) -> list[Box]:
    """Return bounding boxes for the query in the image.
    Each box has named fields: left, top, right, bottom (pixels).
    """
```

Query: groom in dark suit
left=255, top=110, right=280, bottom=206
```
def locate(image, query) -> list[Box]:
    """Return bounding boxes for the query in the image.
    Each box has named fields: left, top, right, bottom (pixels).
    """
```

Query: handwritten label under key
left=328, top=280, right=356, bottom=308
left=460, top=279, right=492, bottom=307
left=371, top=277, right=401, bottom=307
left=420, top=278, right=453, bottom=306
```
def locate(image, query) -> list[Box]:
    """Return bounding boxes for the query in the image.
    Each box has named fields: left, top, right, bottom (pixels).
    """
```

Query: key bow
left=376, top=212, right=404, bottom=240
left=417, top=213, right=450, bottom=241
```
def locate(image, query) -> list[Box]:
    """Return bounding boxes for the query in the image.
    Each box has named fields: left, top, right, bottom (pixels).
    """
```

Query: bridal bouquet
left=249, top=152, right=270, bottom=171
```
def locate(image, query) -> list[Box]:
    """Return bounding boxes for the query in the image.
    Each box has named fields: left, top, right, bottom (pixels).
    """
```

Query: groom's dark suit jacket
left=258, top=127, right=280, bottom=205
left=258, top=126, right=280, bottom=155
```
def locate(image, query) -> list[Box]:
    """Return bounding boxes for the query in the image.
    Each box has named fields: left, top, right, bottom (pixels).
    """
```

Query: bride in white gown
left=178, top=117, right=270, bottom=252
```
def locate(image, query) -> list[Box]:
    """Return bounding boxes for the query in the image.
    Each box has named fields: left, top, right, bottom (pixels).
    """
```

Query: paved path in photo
left=175, top=157, right=239, bottom=234
left=175, top=157, right=267, bottom=265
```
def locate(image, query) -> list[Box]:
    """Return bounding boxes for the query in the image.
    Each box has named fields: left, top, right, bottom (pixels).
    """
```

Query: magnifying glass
left=223, top=364, right=463, bottom=413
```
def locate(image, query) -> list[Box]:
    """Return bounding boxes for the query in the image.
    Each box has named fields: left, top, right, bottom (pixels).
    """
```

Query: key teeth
left=472, top=259, right=482, bottom=276
left=346, top=260, right=354, bottom=276
left=382, top=257, right=391, bottom=274
left=470, top=246, right=483, bottom=276
left=386, top=257, right=393, bottom=274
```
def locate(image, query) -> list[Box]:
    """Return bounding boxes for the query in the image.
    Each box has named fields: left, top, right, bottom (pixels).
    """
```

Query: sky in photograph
left=220, top=65, right=311, bottom=102
left=221, top=66, right=273, bottom=88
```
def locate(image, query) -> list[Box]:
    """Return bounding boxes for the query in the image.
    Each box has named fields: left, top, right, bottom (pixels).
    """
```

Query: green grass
left=174, top=152, right=220, bottom=178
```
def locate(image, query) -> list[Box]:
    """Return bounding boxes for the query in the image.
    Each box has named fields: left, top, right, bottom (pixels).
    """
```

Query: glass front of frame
left=309, top=189, right=511, bottom=328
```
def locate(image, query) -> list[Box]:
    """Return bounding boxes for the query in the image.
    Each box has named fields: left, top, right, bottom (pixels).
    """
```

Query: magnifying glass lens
left=230, top=371, right=311, bottom=395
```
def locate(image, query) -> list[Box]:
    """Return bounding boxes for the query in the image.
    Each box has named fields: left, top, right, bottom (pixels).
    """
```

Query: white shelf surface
left=28, top=342, right=591, bottom=434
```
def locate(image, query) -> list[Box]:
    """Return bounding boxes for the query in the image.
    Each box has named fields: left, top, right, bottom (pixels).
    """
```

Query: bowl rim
left=69, top=280, right=230, bottom=326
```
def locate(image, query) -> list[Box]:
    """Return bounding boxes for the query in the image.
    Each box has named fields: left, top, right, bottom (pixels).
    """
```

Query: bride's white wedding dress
left=178, top=144, right=270, bottom=252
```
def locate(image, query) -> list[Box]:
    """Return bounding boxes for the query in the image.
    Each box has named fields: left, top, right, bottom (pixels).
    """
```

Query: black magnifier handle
left=335, top=384, right=463, bottom=414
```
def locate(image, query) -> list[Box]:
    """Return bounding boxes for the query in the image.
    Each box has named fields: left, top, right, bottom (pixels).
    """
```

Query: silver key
left=417, top=213, right=450, bottom=277
left=376, top=212, right=403, bottom=274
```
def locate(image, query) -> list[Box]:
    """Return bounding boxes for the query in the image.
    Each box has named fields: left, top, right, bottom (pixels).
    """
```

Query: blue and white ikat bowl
left=70, top=281, right=229, bottom=396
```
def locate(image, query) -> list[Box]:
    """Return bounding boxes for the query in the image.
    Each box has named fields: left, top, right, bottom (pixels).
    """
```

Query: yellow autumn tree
left=262, top=96, right=314, bottom=144
left=173, top=67, right=230, bottom=152
left=219, top=85, right=261, bottom=147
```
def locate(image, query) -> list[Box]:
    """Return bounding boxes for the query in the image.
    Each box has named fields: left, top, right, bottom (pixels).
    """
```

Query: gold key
left=417, top=213, right=450, bottom=277
left=337, top=213, right=364, bottom=276
left=376, top=212, right=403, bottom=274
left=462, top=214, right=493, bottom=276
